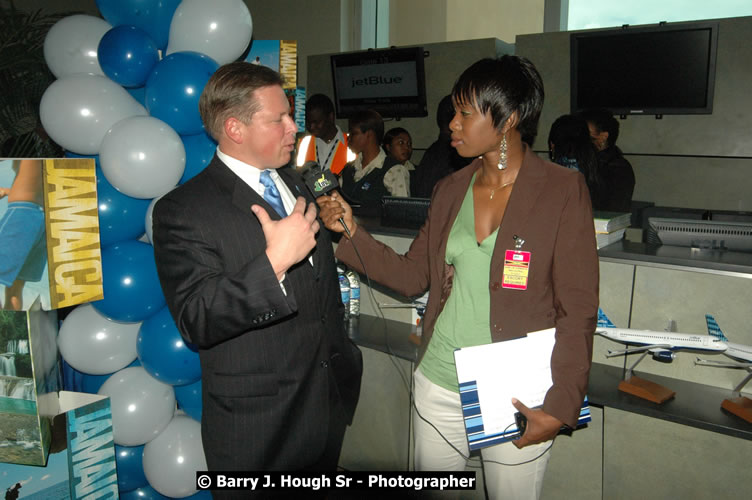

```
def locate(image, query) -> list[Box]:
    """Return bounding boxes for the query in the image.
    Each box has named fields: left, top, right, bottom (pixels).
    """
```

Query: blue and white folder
left=454, top=328, right=591, bottom=451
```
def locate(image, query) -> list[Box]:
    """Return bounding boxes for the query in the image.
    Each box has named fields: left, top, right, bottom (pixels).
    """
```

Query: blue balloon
left=96, top=0, right=180, bottom=50
left=145, top=51, right=219, bottom=135
left=175, top=378, right=202, bottom=422
left=137, top=306, right=201, bottom=386
left=126, top=85, right=146, bottom=106
left=186, top=490, right=213, bottom=499
left=91, top=240, right=166, bottom=322
left=80, top=372, right=112, bottom=394
left=84, top=359, right=141, bottom=394
left=115, top=444, right=148, bottom=492
left=180, top=131, right=217, bottom=184
left=96, top=166, right=150, bottom=246
left=98, top=25, right=159, bottom=88
left=63, top=358, right=142, bottom=393
left=119, top=485, right=170, bottom=500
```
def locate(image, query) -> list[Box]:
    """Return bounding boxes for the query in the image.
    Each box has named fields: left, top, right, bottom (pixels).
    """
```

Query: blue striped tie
left=259, top=170, right=287, bottom=217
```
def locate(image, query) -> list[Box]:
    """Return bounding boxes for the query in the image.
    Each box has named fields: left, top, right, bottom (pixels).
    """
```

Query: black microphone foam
left=301, top=164, right=352, bottom=236
left=303, top=167, right=339, bottom=199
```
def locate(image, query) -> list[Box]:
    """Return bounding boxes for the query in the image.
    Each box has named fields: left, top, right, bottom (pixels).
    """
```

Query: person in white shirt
left=383, top=126, right=416, bottom=196
left=339, top=110, right=410, bottom=215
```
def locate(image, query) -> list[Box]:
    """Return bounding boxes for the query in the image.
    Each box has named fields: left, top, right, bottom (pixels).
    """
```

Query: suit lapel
left=436, top=161, right=478, bottom=255
left=278, top=167, right=324, bottom=278
left=491, top=146, right=549, bottom=278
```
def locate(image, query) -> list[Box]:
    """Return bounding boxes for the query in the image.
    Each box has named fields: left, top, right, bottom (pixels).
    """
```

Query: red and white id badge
left=502, top=250, right=531, bottom=290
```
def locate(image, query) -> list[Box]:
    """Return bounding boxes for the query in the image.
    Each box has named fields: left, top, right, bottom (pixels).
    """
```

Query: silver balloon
left=99, top=366, right=176, bottom=446
left=43, top=14, right=111, bottom=78
left=100, top=116, right=185, bottom=199
left=58, top=304, right=140, bottom=375
left=143, top=415, right=207, bottom=498
left=166, top=0, right=253, bottom=64
left=40, top=74, right=147, bottom=155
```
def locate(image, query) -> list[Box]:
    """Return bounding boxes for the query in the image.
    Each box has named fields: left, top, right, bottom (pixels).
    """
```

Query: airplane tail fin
left=597, top=308, right=616, bottom=328
left=705, top=314, right=729, bottom=342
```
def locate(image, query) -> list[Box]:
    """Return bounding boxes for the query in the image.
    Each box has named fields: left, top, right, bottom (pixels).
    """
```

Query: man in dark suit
left=152, top=62, right=362, bottom=489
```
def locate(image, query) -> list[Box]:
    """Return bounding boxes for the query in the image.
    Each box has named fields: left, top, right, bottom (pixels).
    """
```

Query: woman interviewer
left=318, top=55, right=598, bottom=500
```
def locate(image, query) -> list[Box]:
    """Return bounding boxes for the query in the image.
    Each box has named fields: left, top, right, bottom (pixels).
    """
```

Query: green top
left=419, top=173, right=497, bottom=392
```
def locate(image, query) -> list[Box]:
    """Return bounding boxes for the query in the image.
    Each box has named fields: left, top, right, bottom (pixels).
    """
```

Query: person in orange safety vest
left=296, top=94, right=354, bottom=175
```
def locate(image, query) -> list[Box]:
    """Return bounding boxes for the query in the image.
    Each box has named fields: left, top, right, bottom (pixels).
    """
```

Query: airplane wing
left=694, top=357, right=752, bottom=369
left=606, top=344, right=673, bottom=357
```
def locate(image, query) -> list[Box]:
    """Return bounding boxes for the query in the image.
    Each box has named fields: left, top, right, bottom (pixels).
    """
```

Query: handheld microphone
left=301, top=163, right=352, bottom=236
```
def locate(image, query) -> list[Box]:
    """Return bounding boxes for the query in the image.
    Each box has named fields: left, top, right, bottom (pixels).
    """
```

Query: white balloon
left=57, top=304, right=140, bottom=375
left=99, top=366, right=175, bottom=446
left=100, top=116, right=185, bottom=199
left=143, top=415, right=207, bottom=498
left=40, top=74, right=147, bottom=155
left=43, top=14, right=111, bottom=78
left=166, top=0, right=252, bottom=64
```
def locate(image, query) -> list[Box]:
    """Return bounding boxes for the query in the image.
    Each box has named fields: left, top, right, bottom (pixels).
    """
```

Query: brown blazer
left=336, top=145, right=599, bottom=428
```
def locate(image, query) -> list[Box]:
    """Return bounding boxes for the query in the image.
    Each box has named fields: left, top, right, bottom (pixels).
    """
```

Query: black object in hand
left=514, top=411, right=527, bottom=438
left=302, top=163, right=339, bottom=198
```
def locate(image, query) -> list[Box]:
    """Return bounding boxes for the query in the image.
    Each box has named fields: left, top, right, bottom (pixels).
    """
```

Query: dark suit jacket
left=336, top=145, right=598, bottom=428
left=152, top=156, right=362, bottom=471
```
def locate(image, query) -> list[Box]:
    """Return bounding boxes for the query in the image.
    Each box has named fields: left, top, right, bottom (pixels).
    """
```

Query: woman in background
left=384, top=127, right=415, bottom=169
left=319, top=55, right=598, bottom=500
left=383, top=126, right=415, bottom=196
left=548, top=114, right=603, bottom=209
left=579, top=108, right=635, bottom=212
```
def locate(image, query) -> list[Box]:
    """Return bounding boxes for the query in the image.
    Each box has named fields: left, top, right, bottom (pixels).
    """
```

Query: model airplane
left=695, top=314, right=752, bottom=368
left=596, top=309, right=727, bottom=361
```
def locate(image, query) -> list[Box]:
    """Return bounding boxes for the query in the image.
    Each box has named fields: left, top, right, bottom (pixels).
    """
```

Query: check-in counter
left=338, top=222, right=752, bottom=499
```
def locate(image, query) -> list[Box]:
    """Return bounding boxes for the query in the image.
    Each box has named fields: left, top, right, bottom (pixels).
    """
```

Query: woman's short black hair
left=348, top=109, right=384, bottom=143
left=451, top=55, right=544, bottom=146
left=579, top=108, right=620, bottom=146
left=382, top=127, right=410, bottom=148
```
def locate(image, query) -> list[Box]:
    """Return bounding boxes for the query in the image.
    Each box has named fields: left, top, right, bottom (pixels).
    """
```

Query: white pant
left=413, top=369, right=551, bottom=500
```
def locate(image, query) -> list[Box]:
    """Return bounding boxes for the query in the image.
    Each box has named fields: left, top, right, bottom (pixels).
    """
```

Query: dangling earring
left=497, top=134, right=508, bottom=170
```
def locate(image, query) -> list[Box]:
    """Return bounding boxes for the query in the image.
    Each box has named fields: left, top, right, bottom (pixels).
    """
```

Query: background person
left=152, top=62, right=362, bottom=495
left=412, top=95, right=473, bottom=199
left=383, top=126, right=415, bottom=196
left=548, top=114, right=603, bottom=209
left=0, top=159, right=45, bottom=310
left=579, top=108, right=635, bottom=212
left=318, top=55, right=598, bottom=500
left=296, top=93, right=352, bottom=174
left=339, top=110, right=410, bottom=215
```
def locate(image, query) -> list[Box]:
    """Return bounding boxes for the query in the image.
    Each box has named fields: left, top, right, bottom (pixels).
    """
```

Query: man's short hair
left=306, top=93, right=335, bottom=116
left=348, top=110, right=384, bottom=144
left=199, top=62, right=284, bottom=141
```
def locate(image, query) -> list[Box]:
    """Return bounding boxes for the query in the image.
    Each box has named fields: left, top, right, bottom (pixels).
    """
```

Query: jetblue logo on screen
left=351, top=75, right=403, bottom=87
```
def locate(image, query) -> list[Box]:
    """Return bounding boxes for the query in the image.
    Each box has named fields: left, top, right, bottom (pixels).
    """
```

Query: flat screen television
left=331, top=47, right=428, bottom=119
left=647, top=217, right=752, bottom=252
left=571, top=22, right=719, bottom=115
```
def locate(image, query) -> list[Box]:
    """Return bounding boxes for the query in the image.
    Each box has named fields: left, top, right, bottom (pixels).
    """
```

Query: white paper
left=455, top=328, right=556, bottom=434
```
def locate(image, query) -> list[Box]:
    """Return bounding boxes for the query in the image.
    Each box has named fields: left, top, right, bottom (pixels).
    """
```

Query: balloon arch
left=41, top=1, right=254, bottom=497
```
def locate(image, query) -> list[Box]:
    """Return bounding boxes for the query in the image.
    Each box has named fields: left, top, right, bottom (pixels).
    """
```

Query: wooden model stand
left=619, top=376, right=676, bottom=404
left=721, top=370, right=752, bottom=423
left=721, top=397, right=752, bottom=423
left=618, top=351, right=676, bottom=404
